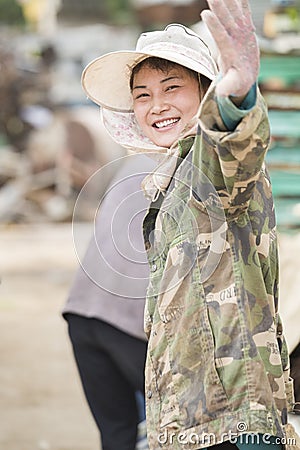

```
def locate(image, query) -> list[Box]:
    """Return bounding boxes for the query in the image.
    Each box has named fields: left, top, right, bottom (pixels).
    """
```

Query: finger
left=206, top=0, right=237, bottom=33
left=215, top=68, right=240, bottom=97
left=201, top=10, right=234, bottom=61
left=208, top=0, right=255, bottom=35
left=241, top=0, right=256, bottom=30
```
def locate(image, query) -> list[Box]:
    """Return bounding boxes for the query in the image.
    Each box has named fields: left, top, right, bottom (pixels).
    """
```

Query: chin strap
left=141, top=117, right=199, bottom=202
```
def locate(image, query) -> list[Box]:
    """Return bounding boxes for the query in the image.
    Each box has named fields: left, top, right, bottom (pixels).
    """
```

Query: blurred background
left=0, top=1, right=299, bottom=449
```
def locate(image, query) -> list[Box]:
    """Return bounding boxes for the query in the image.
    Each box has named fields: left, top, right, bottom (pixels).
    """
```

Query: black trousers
left=65, top=313, right=147, bottom=450
left=290, top=342, right=300, bottom=413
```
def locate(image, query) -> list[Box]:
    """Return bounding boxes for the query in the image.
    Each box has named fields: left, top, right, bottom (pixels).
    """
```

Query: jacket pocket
left=146, top=320, right=181, bottom=430
left=162, top=298, right=230, bottom=427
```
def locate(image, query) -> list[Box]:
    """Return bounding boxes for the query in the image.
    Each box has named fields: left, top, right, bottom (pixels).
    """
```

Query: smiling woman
left=80, top=7, right=299, bottom=450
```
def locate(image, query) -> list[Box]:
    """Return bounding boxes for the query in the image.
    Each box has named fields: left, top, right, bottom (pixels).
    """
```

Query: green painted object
left=268, top=110, right=300, bottom=138
left=259, top=56, right=300, bottom=86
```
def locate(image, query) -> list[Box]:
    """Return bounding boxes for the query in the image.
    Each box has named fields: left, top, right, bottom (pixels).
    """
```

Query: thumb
left=215, top=68, right=241, bottom=97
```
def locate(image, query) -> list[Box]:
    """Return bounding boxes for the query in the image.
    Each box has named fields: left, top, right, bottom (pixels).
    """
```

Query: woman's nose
left=150, top=96, right=169, bottom=114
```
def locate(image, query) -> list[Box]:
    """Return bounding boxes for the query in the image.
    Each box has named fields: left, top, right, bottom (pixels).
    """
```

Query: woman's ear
left=199, top=74, right=211, bottom=101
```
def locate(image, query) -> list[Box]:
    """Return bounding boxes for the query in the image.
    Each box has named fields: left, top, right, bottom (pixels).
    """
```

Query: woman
left=81, top=0, right=297, bottom=449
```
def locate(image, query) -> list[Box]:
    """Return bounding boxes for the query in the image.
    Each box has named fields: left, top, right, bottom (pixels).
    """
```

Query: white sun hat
left=81, top=23, right=218, bottom=113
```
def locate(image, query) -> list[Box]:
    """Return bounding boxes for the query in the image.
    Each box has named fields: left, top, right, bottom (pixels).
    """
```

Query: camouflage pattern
left=142, top=86, right=294, bottom=450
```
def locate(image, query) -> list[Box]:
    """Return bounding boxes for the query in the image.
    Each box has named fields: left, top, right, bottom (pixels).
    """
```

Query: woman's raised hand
left=201, top=0, right=260, bottom=99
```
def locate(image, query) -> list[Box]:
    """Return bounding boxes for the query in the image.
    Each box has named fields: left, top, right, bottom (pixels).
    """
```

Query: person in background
left=63, top=154, right=155, bottom=450
left=290, top=343, right=300, bottom=413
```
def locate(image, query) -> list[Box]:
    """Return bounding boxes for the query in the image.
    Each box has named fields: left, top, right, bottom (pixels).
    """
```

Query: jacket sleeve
left=193, top=84, right=271, bottom=215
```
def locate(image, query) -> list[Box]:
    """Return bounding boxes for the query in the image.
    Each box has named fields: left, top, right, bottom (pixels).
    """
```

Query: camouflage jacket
left=142, top=86, right=294, bottom=450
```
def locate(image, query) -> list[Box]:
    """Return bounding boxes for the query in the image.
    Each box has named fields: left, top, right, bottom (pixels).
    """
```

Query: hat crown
left=136, top=23, right=211, bottom=56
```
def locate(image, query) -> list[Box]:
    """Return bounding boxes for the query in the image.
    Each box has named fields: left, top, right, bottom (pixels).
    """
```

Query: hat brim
left=81, top=49, right=217, bottom=113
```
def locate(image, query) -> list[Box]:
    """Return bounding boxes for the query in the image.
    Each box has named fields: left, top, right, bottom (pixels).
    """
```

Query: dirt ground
left=0, top=223, right=299, bottom=450
left=0, top=223, right=99, bottom=450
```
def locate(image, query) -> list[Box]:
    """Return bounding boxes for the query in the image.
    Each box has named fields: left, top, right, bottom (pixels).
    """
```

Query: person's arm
left=194, top=85, right=270, bottom=214
left=192, top=0, right=269, bottom=213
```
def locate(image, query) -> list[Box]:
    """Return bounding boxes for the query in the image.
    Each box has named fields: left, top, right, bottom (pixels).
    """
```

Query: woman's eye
left=135, top=92, right=149, bottom=100
left=166, top=85, right=180, bottom=91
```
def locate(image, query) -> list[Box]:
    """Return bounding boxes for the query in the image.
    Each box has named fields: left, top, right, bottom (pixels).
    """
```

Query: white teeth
left=155, top=118, right=178, bottom=128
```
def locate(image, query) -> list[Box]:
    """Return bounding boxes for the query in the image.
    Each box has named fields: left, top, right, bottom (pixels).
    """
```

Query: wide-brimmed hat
left=81, top=23, right=218, bottom=113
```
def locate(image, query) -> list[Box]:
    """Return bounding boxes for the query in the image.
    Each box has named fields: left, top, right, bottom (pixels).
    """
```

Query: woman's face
left=132, top=65, right=201, bottom=148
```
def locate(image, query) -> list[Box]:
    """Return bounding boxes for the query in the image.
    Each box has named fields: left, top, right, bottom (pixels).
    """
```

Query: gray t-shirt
left=63, top=154, right=155, bottom=340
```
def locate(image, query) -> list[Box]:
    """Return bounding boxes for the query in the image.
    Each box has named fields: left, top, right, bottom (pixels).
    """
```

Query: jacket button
left=151, top=263, right=157, bottom=272
left=147, top=390, right=152, bottom=399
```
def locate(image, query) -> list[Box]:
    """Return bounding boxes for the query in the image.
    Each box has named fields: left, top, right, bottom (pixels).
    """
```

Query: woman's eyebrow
left=132, top=84, right=147, bottom=91
left=132, top=75, right=181, bottom=90
left=160, top=76, right=180, bottom=84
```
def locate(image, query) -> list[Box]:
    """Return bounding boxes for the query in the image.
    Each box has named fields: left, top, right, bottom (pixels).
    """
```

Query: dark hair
left=129, top=56, right=211, bottom=94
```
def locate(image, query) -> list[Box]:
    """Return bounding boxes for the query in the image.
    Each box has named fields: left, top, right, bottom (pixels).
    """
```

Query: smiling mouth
left=153, top=118, right=180, bottom=129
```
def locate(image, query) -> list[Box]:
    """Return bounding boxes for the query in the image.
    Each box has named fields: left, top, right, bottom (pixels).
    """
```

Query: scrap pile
left=0, top=34, right=124, bottom=224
